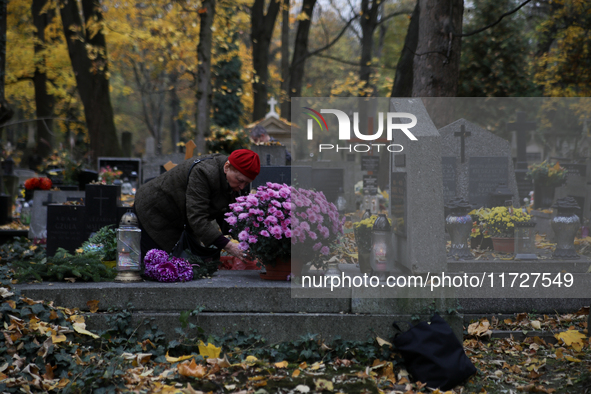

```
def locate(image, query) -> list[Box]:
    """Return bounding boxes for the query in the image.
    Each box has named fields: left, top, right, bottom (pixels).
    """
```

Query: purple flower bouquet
left=144, top=249, right=194, bottom=282
left=224, top=183, right=343, bottom=267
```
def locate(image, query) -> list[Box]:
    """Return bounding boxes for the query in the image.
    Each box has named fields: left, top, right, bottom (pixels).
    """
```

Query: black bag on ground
left=392, top=313, right=477, bottom=390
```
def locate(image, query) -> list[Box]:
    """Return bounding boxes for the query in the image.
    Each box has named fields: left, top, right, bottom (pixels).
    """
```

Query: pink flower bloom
left=264, top=216, right=278, bottom=226
left=238, top=213, right=250, bottom=220
left=313, top=242, right=322, bottom=251
left=260, top=230, right=270, bottom=237
left=225, top=216, right=237, bottom=226
left=238, top=230, right=249, bottom=241
left=239, top=242, right=249, bottom=250
left=300, top=222, right=310, bottom=231
left=248, top=235, right=258, bottom=243
left=320, top=246, right=330, bottom=255
left=270, top=225, right=283, bottom=239
left=308, top=231, right=317, bottom=240
left=284, top=229, right=292, bottom=238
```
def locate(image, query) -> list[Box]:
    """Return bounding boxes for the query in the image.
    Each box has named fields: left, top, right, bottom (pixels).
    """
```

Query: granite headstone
left=439, top=119, right=519, bottom=208
left=29, top=190, right=85, bottom=240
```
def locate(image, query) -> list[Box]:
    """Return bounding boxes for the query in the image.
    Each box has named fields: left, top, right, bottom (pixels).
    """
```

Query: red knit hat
left=228, top=149, right=260, bottom=180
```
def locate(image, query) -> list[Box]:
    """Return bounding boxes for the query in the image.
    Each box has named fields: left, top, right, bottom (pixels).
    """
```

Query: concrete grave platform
left=16, top=270, right=463, bottom=343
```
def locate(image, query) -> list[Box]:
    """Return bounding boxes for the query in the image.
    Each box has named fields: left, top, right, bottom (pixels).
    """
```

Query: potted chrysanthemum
left=290, top=186, right=343, bottom=270
left=225, top=183, right=343, bottom=280
left=225, top=183, right=292, bottom=280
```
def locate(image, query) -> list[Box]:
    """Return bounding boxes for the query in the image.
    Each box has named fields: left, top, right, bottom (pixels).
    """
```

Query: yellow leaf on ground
left=531, top=320, right=541, bottom=330
left=165, top=351, right=194, bottom=363
left=51, top=333, right=67, bottom=343
left=274, top=361, right=288, bottom=368
left=376, top=337, right=392, bottom=347
left=299, top=361, right=308, bottom=369
left=556, top=348, right=564, bottom=360
left=315, top=378, right=334, bottom=391
left=555, top=330, right=586, bottom=351
left=565, top=355, right=582, bottom=362
left=292, top=369, right=301, bottom=378
left=244, top=355, right=258, bottom=365
left=178, top=359, right=207, bottom=378
left=197, top=341, right=221, bottom=359
left=86, top=300, right=99, bottom=313
left=468, top=320, right=492, bottom=337
left=73, top=322, right=99, bottom=339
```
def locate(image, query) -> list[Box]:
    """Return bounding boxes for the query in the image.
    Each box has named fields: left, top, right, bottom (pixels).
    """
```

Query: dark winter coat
left=134, top=154, right=237, bottom=252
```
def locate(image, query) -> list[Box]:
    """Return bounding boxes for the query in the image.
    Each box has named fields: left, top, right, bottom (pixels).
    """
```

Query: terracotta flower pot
left=259, top=256, right=296, bottom=281
left=491, top=237, right=514, bottom=254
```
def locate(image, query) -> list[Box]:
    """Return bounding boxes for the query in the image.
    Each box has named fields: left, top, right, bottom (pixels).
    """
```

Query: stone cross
left=93, top=188, right=109, bottom=216
left=506, top=111, right=536, bottom=170
left=265, top=97, right=279, bottom=119
left=454, top=124, right=471, bottom=164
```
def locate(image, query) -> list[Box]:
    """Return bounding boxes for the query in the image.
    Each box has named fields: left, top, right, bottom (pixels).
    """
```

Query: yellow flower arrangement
left=526, top=161, right=567, bottom=187
left=480, top=206, right=531, bottom=238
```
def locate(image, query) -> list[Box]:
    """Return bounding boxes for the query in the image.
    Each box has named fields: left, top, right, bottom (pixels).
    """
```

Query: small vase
left=491, top=237, right=514, bottom=254
left=533, top=184, right=556, bottom=209
left=324, top=262, right=341, bottom=277
left=358, top=251, right=371, bottom=274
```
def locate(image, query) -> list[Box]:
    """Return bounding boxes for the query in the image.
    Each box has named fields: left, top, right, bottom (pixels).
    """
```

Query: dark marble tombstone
left=361, top=156, right=380, bottom=172
left=46, top=205, right=86, bottom=256
left=467, top=157, right=509, bottom=208
left=363, top=175, right=378, bottom=196
left=252, top=166, right=292, bottom=189
left=84, top=184, right=122, bottom=238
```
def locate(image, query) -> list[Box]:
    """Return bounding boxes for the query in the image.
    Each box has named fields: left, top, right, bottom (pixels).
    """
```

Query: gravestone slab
left=311, top=168, right=344, bottom=203
left=439, top=119, right=519, bottom=208
left=361, top=156, right=380, bottom=172
left=390, top=98, right=446, bottom=274
left=249, top=145, right=287, bottom=166
left=28, top=190, right=85, bottom=240
left=46, top=205, right=86, bottom=256
left=468, top=157, right=508, bottom=208
left=252, top=166, right=292, bottom=189
left=363, top=175, right=378, bottom=196
left=84, top=184, right=122, bottom=239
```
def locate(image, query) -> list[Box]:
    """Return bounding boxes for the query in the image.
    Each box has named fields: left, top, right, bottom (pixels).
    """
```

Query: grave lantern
left=514, top=221, right=537, bottom=260
left=370, top=214, right=393, bottom=275
left=551, top=197, right=580, bottom=259
left=115, top=210, right=142, bottom=282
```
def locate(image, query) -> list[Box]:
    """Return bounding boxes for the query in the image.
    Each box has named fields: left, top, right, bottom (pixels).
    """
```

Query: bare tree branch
left=298, top=13, right=360, bottom=66
left=375, top=9, right=413, bottom=27
left=458, top=0, right=532, bottom=37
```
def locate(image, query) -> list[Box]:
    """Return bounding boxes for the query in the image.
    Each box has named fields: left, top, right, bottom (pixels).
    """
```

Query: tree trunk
left=195, top=0, right=216, bottom=154
left=59, top=0, right=121, bottom=161
left=391, top=1, right=419, bottom=97
left=359, top=0, right=380, bottom=96
left=32, top=0, right=54, bottom=158
left=0, top=0, right=13, bottom=128
left=285, top=0, right=316, bottom=121
left=412, top=0, right=463, bottom=98
left=170, top=72, right=180, bottom=154
left=251, top=0, right=281, bottom=121
left=412, top=0, right=463, bottom=127
left=280, top=0, right=290, bottom=119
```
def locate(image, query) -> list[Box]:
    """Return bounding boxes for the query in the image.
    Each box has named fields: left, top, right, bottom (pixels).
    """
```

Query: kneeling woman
left=134, top=149, right=260, bottom=262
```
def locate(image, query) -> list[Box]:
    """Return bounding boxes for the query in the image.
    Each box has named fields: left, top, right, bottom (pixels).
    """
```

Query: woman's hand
left=224, top=242, right=247, bottom=259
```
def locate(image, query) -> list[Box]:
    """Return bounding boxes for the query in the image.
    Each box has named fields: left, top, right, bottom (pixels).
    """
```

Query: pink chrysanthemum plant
left=225, top=182, right=292, bottom=266
left=290, top=187, right=343, bottom=266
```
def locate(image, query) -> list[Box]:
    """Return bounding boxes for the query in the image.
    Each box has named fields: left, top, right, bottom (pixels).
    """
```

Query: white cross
left=265, top=97, right=279, bottom=119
